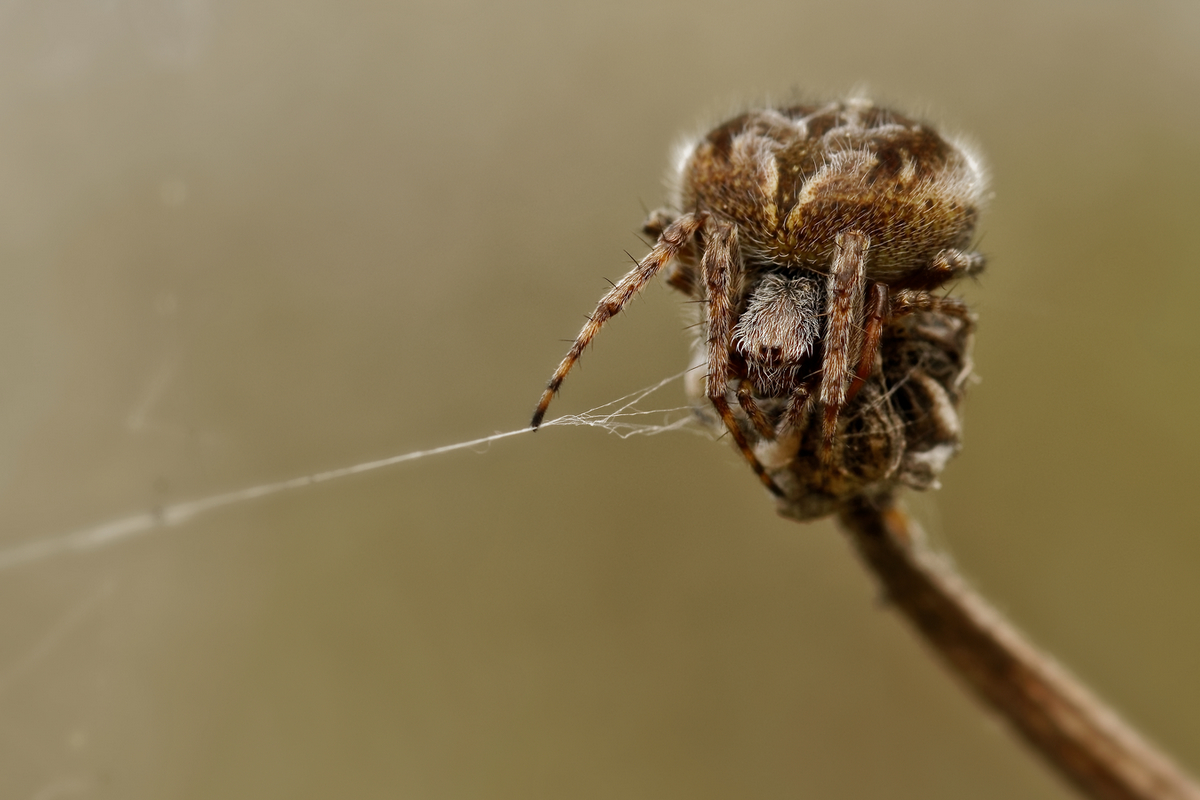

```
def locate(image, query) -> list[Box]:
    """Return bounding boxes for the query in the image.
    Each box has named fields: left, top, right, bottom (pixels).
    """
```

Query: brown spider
left=532, top=98, right=986, bottom=497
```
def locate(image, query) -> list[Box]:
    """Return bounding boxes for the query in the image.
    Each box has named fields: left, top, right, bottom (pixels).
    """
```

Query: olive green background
left=0, top=1, right=1197, bottom=798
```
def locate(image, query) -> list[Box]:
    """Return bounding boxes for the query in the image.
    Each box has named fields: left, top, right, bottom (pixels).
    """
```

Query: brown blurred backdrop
left=0, top=1, right=1197, bottom=798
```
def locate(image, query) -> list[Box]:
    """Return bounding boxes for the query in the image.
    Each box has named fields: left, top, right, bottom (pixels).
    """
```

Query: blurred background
left=0, top=1, right=1197, bottom=798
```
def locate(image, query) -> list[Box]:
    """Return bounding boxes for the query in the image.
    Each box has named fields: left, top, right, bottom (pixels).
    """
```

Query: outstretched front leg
left=531, top=213, right=703, bottom=429
left=702, top=217, right=784, bottom=497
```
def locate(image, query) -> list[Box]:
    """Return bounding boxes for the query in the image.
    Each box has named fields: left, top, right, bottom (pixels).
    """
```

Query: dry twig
left=833, top=495, right=1200, bottom=800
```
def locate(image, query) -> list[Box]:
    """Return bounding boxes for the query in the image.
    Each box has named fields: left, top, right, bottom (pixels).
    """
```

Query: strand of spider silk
left=0, top=373, right=692, bottom=574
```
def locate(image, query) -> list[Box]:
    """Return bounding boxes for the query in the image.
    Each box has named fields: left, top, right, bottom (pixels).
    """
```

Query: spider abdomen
left=678, top=100, right=986, bottom=286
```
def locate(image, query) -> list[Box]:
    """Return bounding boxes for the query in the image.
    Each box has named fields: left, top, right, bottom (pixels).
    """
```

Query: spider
left=531, top=98, right=986, bottom=497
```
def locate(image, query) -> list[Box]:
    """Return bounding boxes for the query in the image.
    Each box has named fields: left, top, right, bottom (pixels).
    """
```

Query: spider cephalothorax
left=532, top=98, right=986, bottom=500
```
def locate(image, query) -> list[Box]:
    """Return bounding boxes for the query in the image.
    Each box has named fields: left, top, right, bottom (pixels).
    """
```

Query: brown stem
left=832, top=494, right=1200, bottom=800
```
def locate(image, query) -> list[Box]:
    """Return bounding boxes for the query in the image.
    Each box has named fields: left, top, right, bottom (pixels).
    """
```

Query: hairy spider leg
left=819, top=231, right=869, bottom=465
left=781, top=381, right=813, bottom=434
left=736, top=378, right=775, bottom=439
left=841, top=247, right=982, bottom=407
left=845, top=282, right=890, bottom=404
left=895, top=247, right=986, bottom=290
left=934, top=248, right=986, bottom=281
left=531, top=213, right=703, bottom=429
left=701, top=218, right=784, bottom=497
left=890, top=289, right=974, bottom=323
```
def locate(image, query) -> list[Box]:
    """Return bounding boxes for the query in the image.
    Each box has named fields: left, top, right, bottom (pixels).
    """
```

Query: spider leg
left=890, top=289, right=973, bottom=323
left=641, top=207, right=678, bottom=239
left=531, top=212, right=703, bottom=429
left=702, top=218, right=784, bottom=497
left=844, top=282, right=890, bottom=404
left=935, top=248, right=986, bottom=279
left=779, top=381, right=813, bottom=436
left=818, top=230, right=870, bottom=465
left=640, top=208, right=701, bottom=294
left=907, top=247, right=986, bottom=289
left=736, top=379, right=775, bottom=439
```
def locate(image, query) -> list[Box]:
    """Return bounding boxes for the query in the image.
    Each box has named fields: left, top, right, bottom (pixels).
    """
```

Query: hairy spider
left=532, top=98, right=986, bottom=498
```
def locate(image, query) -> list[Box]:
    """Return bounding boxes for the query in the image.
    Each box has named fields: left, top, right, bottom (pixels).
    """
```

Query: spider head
left=732, top=273, right=822, bottom=396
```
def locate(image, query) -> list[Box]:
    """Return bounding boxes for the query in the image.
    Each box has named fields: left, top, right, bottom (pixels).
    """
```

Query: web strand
left=0, top=373, right=696, bottom=574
